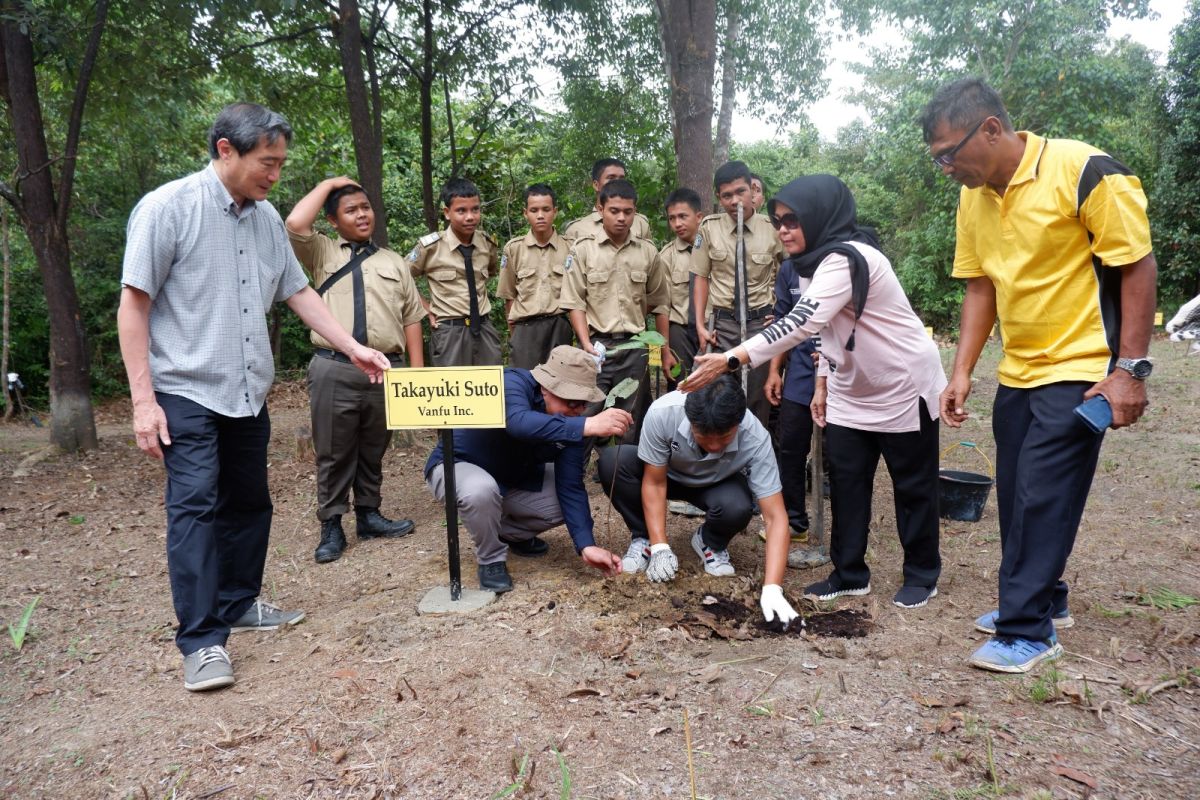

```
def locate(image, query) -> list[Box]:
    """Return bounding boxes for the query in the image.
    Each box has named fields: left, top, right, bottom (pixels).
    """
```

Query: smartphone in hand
left=1073, top=395, right=1112, bottom=433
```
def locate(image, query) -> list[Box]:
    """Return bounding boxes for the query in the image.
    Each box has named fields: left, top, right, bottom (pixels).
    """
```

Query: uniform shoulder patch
left=500, top=254, right=508, bottom=270
left=563, top=253, right=575, bottom=272
left=419, top=231, right=441, bottom=247
left=694, top=233, right=704, bottom=249
left=407, top=245, right=421, bottom=262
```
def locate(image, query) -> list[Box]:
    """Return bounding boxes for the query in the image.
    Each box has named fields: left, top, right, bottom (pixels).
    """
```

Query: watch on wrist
left=726, top=353, right=742, bottom=372
left=1115, top=357, right=1152, bottom=380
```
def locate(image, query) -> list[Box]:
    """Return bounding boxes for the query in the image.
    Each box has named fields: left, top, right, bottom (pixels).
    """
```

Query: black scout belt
left=314, top=347, right=404, bottom=365
left=515, top=312, right=568, bottom=324
left=437, top=317, right=478, bottom=327
left=714, top=305, right=773, bottom=322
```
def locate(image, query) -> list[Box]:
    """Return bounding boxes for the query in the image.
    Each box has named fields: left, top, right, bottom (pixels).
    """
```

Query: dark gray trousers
left=714, top=312, right=771, bottom=427
left=508, top=314, right=574, bottom=369
left=431, top=319, right=502, bottom=366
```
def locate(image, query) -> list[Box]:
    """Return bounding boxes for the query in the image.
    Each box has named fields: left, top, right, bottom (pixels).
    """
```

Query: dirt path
left=1, top=341, right=1197, bottom=799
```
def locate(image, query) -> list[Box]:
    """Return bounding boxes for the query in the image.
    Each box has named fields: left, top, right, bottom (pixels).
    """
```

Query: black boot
left=315, top=517, right=347, bottom=563
left=478, top=561, right=514, bottom=593
left=355, top=507, right=416, bottom=539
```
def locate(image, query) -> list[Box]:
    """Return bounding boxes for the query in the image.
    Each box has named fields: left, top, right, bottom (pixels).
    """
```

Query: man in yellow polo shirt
left=922, top=78, right=1156, bottom=673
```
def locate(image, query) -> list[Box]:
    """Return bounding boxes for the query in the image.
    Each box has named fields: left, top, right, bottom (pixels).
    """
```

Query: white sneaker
left=691, top=529, right=735, bottom=577
left=621, top=538, right=651, bottom=573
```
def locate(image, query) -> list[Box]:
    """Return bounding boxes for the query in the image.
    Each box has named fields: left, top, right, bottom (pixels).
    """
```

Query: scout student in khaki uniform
left=749, top=173, right=766, bottom=212
left=497, top=183, right=574, bottom=369
left=691, top=160, right=784, bottom=425
left=286, top=177, right=425, bottom=563
left=408, top=178, right=501, bottom=366
left=659, top=187, right=704, bottom=389
left=562, top=157, right=653, bottom=243
left=560, top=179, right=671, bottom=450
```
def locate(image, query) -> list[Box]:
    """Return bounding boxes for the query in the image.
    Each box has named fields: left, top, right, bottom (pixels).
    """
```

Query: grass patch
left=1136, top=586, right=1198, bottom=611
left=8, top=596, right=40, bottom=651
left=1026, top=669, right=1063, bottom=704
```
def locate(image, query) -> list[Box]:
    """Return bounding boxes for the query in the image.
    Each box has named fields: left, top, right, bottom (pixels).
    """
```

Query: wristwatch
left=726, top=353, right=742, bottom=372
left=1115, top=357, right=1153, bottom=380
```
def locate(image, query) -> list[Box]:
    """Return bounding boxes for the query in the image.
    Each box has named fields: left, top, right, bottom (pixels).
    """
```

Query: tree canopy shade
left=0, top=0, right=1189, bottom=443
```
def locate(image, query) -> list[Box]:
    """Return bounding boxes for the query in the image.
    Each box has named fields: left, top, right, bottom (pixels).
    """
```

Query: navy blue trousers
left=992, top=382, right=1104, bottom=641
left=824, top=400, right=941, bottom=590
left=597, top=444, right=754, bottom=551
left=158, top=393, right=273, bottom=655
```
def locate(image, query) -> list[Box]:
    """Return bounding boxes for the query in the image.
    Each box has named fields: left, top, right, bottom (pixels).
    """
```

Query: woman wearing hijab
left=685, top=175, right=947, bottom=609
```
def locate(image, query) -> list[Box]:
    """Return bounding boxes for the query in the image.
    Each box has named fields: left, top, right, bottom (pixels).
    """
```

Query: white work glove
left=646, top=543, right=678, bottom=583
left=760, top=584, right=799, bottom=628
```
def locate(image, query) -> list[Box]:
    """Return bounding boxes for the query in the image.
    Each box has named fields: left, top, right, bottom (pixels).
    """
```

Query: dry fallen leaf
left=936, top=711, right=964, bottom=734
left=696, top=664, right=723, bottom=684
left=625, top=669, right=643, bottom=680
left=1053, top=764, right=1099, bottom=789
left=330, top=747, right=347, bottom=764
left=913, top=694, right=970, bottom=708
left=650, top=726, right=672, bottom=736
left=331, top=668, right=359, bottom=680
left=566, top=684, right=605, bottom=698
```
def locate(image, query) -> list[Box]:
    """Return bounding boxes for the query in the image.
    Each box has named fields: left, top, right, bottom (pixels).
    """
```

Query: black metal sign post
left=440, top=428, right=462, bottom=601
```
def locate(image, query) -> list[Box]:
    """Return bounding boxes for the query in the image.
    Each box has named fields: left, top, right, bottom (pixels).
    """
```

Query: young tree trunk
left=655, top=0, right=717, bottom=212
left=1, top=17, right=98, bottom=451
left=713, top=2, right=740, bottom=167
left=336, top=0, right=388, bottom=247
left=418, top=0, right=438, bottom=232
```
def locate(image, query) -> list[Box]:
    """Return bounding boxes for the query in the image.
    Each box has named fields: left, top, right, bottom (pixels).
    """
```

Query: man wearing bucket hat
left=424, top=346, right=633, bottom=592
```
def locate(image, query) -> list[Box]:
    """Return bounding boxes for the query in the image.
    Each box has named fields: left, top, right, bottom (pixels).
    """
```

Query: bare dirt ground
left=1, top=339, right=1197, bottom=800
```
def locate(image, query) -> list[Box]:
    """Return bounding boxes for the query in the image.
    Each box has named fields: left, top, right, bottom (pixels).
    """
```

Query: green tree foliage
left=1152, top=0, right=1200, bottom=304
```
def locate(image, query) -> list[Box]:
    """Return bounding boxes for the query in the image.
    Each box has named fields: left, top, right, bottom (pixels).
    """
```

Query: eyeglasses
left=931, top=117, right=987, bottom=168
left=564, top=398, right=588, bottom=411
left=770, top=212, right=801, bottom=231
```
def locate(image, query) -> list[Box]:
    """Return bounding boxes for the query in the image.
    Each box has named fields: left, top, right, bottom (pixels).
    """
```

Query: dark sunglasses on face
left=931, top=117, right=988, bottom=168
left=564, top=398, right=588, bottom=411
left=770, top=212, right=802, bottom=231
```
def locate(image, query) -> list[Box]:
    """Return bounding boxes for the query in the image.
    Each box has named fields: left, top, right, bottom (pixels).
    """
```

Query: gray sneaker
left=183, top=645, right=235, bottom=692
left=230, top=599, right=306, bottom=632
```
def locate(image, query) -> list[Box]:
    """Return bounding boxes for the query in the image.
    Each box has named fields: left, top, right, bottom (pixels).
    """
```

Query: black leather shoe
left=355, top=507, right=416, bottom=539
left=315, top=517, right=347, bottom=563
left=477, top=561, right=514, bottom=593
left=501, top=536, right=549, bottom=557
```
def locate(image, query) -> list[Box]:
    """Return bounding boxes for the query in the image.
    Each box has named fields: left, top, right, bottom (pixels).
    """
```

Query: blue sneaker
left=969, top=634, right=1063, bottom=673
left=974, top=608, right=1074, bottom=635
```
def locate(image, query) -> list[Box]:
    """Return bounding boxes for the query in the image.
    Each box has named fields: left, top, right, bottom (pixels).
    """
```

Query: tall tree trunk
left=713, top=1, right=740, bottom=167
left=1, top=203, right=10, bottom=418
left=655, top=0, right=717, bottom=212
left=1, top=13, right=100, bottom=451
left=418, top=0, right=437, bottom=232
left=336, top=0, right=388, bottom=247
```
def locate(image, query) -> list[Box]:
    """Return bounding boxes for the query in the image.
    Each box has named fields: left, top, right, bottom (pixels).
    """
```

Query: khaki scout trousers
left=430, top=319, right=502, bottom=366
left=714, top=312, right=771, bottom=427
left=308, top=354, right=397, bottom=521
left=508, top=314, right=574, bottom=370
left=426, top=462, right=564, bottom=565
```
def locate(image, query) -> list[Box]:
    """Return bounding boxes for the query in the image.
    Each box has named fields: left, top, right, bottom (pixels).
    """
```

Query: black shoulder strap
left=316, top=242, right=378, bottom=296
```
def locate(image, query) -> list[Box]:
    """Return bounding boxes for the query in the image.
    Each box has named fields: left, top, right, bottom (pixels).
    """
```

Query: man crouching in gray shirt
left=597, top=375, right=799, bottom=626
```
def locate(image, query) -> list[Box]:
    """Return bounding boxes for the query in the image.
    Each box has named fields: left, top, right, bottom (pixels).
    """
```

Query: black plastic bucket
left=939, top=469, right=993, bottom=522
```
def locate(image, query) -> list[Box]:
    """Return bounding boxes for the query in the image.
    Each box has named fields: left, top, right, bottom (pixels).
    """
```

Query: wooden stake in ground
left=683, top=707, right=698, bottom=800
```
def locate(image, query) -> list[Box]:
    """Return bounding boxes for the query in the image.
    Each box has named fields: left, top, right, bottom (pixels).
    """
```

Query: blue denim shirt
left=774, top=258, right=818, bottom=406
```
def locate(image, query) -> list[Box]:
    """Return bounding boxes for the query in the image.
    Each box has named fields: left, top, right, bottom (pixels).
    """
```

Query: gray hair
left=207, top=102, right=293, bottom=158
left=919, top=78, right=1012, bottom=144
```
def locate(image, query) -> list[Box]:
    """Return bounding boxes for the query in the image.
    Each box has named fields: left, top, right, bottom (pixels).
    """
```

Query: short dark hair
left=684, top=375, right=746, bottom=434
left=208, top=102, right=293, bottom=158
left=323, top=184, right=368, bottom=218
left=591, top=157, right=627, bottom=182
left=919, top=77, right=1012, bottom=144
left=598, top=178, right=637, bottom=205
left=524, top=183, right=557, bottom=207
left=750, top=173, right=765, bottom=188
left=714, top=160, right=752, bottom=192
left=665, top=187, right=702, bottom=214
left=440, top=177, right=480, bottom=208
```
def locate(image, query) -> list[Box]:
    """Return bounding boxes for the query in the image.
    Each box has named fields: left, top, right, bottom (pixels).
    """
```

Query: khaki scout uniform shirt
left=690, top=211, right=783, bottom=311
left=657, top=236, right=696, bottom=326
left=562, top=210, right=652, bottom=244
left=407, top=227, right=498, bottom=320
left=289, top=229, right=426, bottom=353
left=559, top=233, right=668, bottom=335
left=496, top=230, right=570, bottom=322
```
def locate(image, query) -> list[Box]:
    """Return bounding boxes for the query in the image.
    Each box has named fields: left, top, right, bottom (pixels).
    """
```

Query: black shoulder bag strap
left=316, top=242, right=378, bottom=296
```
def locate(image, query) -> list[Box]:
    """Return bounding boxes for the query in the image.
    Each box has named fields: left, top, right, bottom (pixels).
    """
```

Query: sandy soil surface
left=1, top=340, right=1197, bottom=800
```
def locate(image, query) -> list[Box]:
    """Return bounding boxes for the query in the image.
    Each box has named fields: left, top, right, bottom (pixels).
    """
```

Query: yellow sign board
left=1155, top=311, right=1163, bottom=326
left=384, top=366, right=506, bottom=430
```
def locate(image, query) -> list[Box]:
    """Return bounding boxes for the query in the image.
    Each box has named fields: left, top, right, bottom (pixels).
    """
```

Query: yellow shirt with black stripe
left=952, top=132, right=1153, bottom=388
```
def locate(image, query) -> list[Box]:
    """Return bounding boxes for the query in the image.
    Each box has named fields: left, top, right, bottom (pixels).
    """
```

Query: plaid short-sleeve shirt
left=121, top=164, right=309, bottom=416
